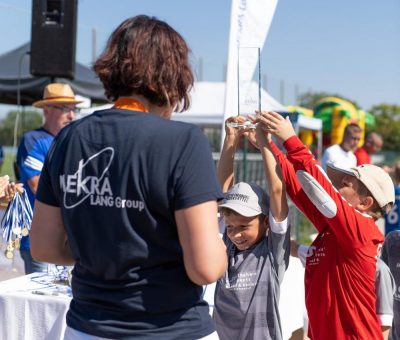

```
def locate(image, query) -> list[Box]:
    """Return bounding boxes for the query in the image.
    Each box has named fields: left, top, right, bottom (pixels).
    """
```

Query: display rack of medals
left=1, top=191, right=33, bottom=259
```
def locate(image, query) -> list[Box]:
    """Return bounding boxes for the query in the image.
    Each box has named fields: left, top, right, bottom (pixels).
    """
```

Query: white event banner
left=221, top=0, right=278, bottom=149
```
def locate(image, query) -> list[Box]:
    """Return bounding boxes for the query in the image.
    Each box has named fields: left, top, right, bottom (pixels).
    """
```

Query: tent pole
left=317, top=130, right=323, bottom=160
left=14, top=51, right=29, bottom=152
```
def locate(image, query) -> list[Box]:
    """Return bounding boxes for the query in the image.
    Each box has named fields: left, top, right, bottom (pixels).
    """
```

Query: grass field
left=1, top=153, right=17, bottom=181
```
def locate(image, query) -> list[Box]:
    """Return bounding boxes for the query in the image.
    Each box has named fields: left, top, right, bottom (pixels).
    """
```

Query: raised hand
left=246, top=112, right=270, bottom=149
left=257, top=111, right=296, bottom=143
left=224, top=115, right=248, bottom=141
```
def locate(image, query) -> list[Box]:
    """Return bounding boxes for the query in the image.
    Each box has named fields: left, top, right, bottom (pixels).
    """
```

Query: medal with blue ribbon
left=1, top=191, right=33, bottom=259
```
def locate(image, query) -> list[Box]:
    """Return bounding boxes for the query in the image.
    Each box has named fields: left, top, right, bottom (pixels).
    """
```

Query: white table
left=278, top=257, right=306, bottom=339
left=0, top=258, right=305, bottom=340
left=0, top=273, right=71, bottom=340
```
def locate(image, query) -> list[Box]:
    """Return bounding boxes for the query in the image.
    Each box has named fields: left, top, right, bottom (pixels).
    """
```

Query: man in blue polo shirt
left=17, top=83, right=81, bottom=274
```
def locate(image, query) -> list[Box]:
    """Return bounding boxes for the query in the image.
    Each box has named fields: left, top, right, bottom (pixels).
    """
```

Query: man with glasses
left=16, top=83, right=82, bottom=274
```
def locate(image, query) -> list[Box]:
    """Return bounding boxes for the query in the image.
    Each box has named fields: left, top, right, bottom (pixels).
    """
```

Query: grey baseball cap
left=219, top=182, right=269, bottom=217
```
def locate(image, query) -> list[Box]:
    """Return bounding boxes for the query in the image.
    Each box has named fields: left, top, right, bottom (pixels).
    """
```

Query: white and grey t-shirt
left=213, top=215, right=290, bottom=340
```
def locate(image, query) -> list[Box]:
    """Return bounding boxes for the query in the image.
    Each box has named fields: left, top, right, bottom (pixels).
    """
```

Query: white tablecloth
left=0, top=273, right=71, bottom=340
left=0, top=258, right=305, bottom=340
left=278, top=257, right=306, bottom=339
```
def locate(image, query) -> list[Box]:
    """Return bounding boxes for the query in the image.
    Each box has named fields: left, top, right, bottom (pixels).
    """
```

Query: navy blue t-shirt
left=36, top=108, right=223, bottom=339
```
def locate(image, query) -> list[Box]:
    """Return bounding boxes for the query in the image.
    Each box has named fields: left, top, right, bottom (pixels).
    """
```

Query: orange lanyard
left=113, top=98, right=148, bottom=112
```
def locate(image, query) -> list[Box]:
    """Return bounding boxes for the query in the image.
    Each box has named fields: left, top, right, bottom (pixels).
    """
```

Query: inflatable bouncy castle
left=313, top=97, right=375, bottom=147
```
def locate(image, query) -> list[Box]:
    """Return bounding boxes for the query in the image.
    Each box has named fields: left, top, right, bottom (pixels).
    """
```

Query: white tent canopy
left=172, top=81, right=286, bottom=125
left=79, top=81, right=322, bottom=132
left=171, top=81, right=322, bottom=132
left=297, top=115, right=322, bottom=131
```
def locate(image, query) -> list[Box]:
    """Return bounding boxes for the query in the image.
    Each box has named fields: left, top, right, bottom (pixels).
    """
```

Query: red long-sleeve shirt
left=355, top=147, right=371, bottom=165
left=271, top=136, right=383, bottom=340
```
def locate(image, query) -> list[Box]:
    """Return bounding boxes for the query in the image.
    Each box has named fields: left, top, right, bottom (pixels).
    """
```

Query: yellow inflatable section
left=313, top=97, right=365, bottom=147
left=286, top=105, right=314, bottom=146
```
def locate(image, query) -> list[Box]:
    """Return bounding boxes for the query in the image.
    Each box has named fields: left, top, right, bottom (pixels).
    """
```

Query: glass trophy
left=227, top=47, right=261, bottom=129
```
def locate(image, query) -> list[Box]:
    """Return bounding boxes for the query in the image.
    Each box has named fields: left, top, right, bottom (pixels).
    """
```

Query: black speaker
left=30, top=0, right=78, bottom=79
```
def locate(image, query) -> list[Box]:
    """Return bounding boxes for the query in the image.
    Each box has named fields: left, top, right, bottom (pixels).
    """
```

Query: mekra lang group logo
left=59, top=147, right=145, bottom=211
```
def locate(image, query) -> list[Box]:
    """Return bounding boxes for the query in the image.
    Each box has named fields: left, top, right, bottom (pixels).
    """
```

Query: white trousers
left=64, top=326, right=219, bottom=340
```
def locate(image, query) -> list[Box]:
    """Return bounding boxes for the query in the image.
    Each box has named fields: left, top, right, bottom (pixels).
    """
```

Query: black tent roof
left=0, top=43, right=107, bottom=105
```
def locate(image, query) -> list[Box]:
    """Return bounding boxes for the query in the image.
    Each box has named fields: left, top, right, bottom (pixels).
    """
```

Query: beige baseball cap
left=327, top=163, right=395, bottom=212
left=219, top=182, right=269, bottom=217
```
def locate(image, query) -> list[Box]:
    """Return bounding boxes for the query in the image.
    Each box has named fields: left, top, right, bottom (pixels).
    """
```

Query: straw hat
left=33, top=83, right=83, bottom=108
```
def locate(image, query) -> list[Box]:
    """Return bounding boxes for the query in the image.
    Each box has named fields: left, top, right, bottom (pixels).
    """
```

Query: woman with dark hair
left=30, top=15, right=227, bottom=339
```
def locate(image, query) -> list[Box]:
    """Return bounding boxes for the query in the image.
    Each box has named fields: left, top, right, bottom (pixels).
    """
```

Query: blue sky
left=0, top=0, right=399, bottom=114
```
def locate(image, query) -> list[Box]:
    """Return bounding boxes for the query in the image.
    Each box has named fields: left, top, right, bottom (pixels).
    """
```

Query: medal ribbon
left=1, top=191, right=33, bottom=258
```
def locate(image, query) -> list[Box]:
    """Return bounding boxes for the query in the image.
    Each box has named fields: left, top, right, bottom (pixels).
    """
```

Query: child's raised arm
left=253, top=115, right=288, bottom=222
left=217, top=116, right=248, bottom=192
left=257, top=111, right=296, bottom=144
left=256, top=111, right=331, bottom=231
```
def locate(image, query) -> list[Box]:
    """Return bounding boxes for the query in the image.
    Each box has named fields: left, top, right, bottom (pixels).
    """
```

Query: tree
left=367, top=104, right=400, bottom=151
left=298, top=91, right=359, bottom=110
left=0, top=110, right=42, bottom=146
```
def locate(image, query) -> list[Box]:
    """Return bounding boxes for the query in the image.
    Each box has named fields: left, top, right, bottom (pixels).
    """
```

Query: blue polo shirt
left=17, top=127, right=54, bottom=250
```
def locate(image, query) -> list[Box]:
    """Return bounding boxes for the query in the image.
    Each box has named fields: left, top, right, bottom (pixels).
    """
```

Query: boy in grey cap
left=213, top=116, right=290, bottom=340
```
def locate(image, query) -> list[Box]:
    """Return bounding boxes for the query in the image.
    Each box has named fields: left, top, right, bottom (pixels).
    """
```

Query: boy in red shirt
left=355, top=132, right=383, bottom=165
left=257, top=111, right=395, bottom=340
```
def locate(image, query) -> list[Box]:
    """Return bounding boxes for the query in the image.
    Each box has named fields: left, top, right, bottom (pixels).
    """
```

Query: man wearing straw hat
left=16, top=83, right=82, bottom=274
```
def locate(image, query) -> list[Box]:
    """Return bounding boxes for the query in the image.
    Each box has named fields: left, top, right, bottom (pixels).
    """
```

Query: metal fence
left=212, top=152, right=267, bottom=186
left=212, top=152, right=316, bottom=244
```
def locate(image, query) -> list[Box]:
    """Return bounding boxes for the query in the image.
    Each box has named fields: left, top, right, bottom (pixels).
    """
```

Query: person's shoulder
left=152, top=117, right=204, bottom=139
left=93, top=107, right=201, bottom=132
left=155, top=115, right=201, bottom=131
left=54, top=119, right=82, bottom=143
left=249, top=236, right=268, bottom=253
left=324, top=144, right=339, bottom=154
left=321, top=144, right=338, bottom=163
left=20, top=127, right=52, bottom=146
left=354, top=147, right=363, bottom=155
left=385, top=230, right=400, bottom=244
left=328, top=144, right=339, bottom=149
left=58, top=113, right=97, bottom=137
left=376, top=256, right=389, bottom=270
left=22, top=127, right=46, bottom=138
left=376, top=257, right=394, bottom=290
